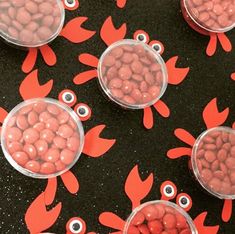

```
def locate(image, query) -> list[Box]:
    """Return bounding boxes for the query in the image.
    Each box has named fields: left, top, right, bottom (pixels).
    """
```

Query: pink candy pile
left=99, top=41, right=166, bottom=108
left=3, top=99, right=82, bottom=177
left=0, top=0, right=63, bottom=46
left=185, top=0, right=235, bottom=31
left=126, top=202, right=193, bottom=234
left=193, top=128, right=235, bottom=197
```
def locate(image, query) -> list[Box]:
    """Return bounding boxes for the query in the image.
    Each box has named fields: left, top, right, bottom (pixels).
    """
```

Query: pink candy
left=2, top=99, right=83, bottom=177
left=99, top=40, right=167, bottom=108
left=0, top=0, right=64, bottom=46
left=193, top=127, right=235, bottom=198
left=182, top=0, right=235, bottom=32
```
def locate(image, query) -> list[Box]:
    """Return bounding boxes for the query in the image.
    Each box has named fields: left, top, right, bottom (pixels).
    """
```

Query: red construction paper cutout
left=166, top=56, right=190, bottom=85
left=217, top=33, right=232, bottom=53
left=116, top=0, right=127, bottom=8
left=79, top=53, right=99, bottom=67
left=99, top=212, right=125, bottom=231
left=83, top=125, right=116, bottom=158
left=61, top=171, right=80, bottom=194
left=22, top=49, right=38, bottom=74
left=19, top=70, right=53, bottom=100
left=125, top=165, right=154, bottom=209
left=45, top=178, right=57, bottom=206
left=206, top=34, right=217, bottom=57
left=222, top=199, right=233, bottom=223
left=66, top=217, right=86, bottom=234
left=74, top=70, right=98, bottom=85
left=25, top=192, right=62, bottom=234
left=100, top=16, right=127, bottom=46
left=39, top=45, right=57, bottom=66
left=153, top=100, right=170, bottom=118
left=160, top=181, right=177, bottom=200
left=63, top=0, right=79, bottom=10
left=167, top=147, right=192, bottom=159
left=143, top=107, right=154, bottom=129
left=176, top=193, right=192, bottom=212
left=203, top=98, right=229, bottom=129
left=133, top=30, right=150, bottom=44
left=174, top=128, right=196, bottom=147
left=231, top=72, right=235, bottom=81
left=0, top=107, right=8, bottom=124
left=194, top=212, right=219, bottom=234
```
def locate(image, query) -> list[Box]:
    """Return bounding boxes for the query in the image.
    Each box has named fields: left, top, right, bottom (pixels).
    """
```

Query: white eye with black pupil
left=77, top=106, right=89, bottom=117
left=179, top=196, right=190, bottom=208
left=64, top=0, right=76, bottom=7
left=62, top=92, right=75, bottom=104
left=137, top=34, right=147, bottom=43
left=152, top=43, right=162, bottom=53
left=163, top=185, right=175, bottom=197
left=69, top=220, right=83, bottom=233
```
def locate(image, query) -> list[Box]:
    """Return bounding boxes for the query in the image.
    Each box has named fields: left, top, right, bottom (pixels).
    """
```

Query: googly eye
left=133, top=30, right=150, bottom=44
left=58, top=89, right=77, bottom=107
left=149, top=40, right=165, bottom=55
left=74, top=103, right=91, bottom=121
left=66, top=217, right=86, bottom=234
left=176, top=193, right=192, bottom=212
left=63, top=0, right=79, bottom=10
left=160, top=181, right=177, bottom=200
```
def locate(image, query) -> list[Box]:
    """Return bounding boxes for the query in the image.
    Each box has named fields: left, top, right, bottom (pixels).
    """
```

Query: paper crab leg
left=174, top=128, right=195, bottom=147
left=203, top=98, right=229, bottom=129
left=116, top=0, right=127, bottom=8
left=44, top=178, right=57, bottom=206
left=0, top=107, right=8, bottom=124
left=73, top=70, right=98, bottom=85
left=222, top=199, right=233, bottom=222
left=217, top=33, right=232, bottom=53
left=206, top=33, right=217, bottom=56
left=39, top=45, right=57, bottom=66
left=60, top=170, right=80, bottom=194
left=167, top=147, right=192, bottom=159
left=99, top=212, right=125, bottom=231
left=79, top=53, right=99, bottom=67
left=21, top=48, right=38, bottom=73
left=143, top=107, right=154, bottom=129
left=231, top=72, right=235, bottom=81
left=153, top=100, right=170, bottom=118
left=125, top=165, right=153, bottom=209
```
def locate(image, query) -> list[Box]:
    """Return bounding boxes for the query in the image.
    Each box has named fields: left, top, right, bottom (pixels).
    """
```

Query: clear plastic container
left=181, top=0, right=235, bottom=34
left=124, top=200, right=198, bottom=234
left=1, top=98, right=84, bottom=179
left=192, top=126, right=235, bottom=199
left=97, top=39, right=168, bottom=110
left=0, top=0, right=65, bottom=48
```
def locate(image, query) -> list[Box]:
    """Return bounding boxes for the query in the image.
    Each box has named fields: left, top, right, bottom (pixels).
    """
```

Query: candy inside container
left=0, top=0, right=65, bottom=48
left=1, top=98, right=84, bottom=179
left=97, top=39, right=168, bottom=109
left=192, top=127, right=235, bottom=199
left=124, top=200, right=198, bottom=234
left=181, top=0, right=235, bottom=33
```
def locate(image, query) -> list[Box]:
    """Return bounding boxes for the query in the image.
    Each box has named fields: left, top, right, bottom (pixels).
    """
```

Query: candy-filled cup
left=124, top=200, right=198, bottom=234
left=1, top=98, right=84, bottom=179
left=181, top=0, right=235, bottom=34
left=192, top=127, right=235, bottom=199
left=97, top=39, right=168, bottom=109
left=0, top=0, right=65, bottom=48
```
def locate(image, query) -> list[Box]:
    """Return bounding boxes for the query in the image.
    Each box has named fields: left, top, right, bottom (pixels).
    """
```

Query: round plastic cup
left=181, top=0, right=235, bottom=34
left=124, top=200, right=198, bottom=234
left=0, top=0, right=65, bottom=48
left=192, top=126, right=235, bottom=199
left=97, top=39, right=168, bottom=110
left=1, top=98, right=84, bottom=179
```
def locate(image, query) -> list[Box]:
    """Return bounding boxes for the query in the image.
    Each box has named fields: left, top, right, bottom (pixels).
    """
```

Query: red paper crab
left=73, top=16, right=189, bottom=129
left=167, top=97, right=234, bottom=223
left=0, top=70, right=116, bottom=234
left=99, top=165, right=219, bottom=234
left=21, top=0, right=95, bottom=74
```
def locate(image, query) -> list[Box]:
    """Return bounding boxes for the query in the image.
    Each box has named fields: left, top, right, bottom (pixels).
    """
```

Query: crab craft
left=167, top=98, right=235, bottom=223
left=181, top=0, right=234, bottom=57
left=73, top=16, right=190, bottom=129
left=0, top=70, right=116, bottom=234
left=99, top=165, right=219, bottom=234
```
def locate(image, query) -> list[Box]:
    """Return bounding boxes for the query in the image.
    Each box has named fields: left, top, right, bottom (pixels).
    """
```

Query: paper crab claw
left=174, top=128, right=195, bottom=147
left=125, top=165, right=153, bottom=209
left=206, top=33, right=218, bottom=56
left=19, top=70, right=53, bottom=100
left=203, top=98, right=229, bottom=129
left=166, top=56, right=189, bottom=85
left=60, top=17, right=96, bottom=43
left=39, top=45, right=57, bottom=67
left=25, top=192, right=62, bottom=234
left=194, top=212, right=219, bottom=234
left=100, top=16, right=127, bottom=46
left=167, top=147, right=192, bottom=159
left=60, top=170, right=80, bottom=194
left=83, top=125, right=116, bottom=158
left=99, top=212, right=125, bottom=231
left=116, top=0, right=127, bottom=8
left=222, top=199, right=233, bottom=222
left=231, top=72, right=235, bottom=81
left=22, top=48, right=38, bottom=73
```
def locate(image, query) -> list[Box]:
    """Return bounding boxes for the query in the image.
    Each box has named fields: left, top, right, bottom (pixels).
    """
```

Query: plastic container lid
left=1, top=98, right=84, bottom=179
left=0, top=0, right=65, bottom=48
left=97, top=39, right=168, bottom=110
left=124, top=200, right=198, bottom=234
left=183, top=0, right=235, bottom=33
left=192, top=126, right=235, bottom=199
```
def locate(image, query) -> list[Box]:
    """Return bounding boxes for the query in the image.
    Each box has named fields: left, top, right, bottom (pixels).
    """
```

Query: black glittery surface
left=0, top=0, right=235, bottom=233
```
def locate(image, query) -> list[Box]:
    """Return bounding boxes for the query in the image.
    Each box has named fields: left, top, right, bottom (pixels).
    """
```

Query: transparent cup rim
left=0, top=0, right=65, bottom=48
left=1, top=98, right=84, bottom=179
left=97, top=39, right=168, bottom=110
left=183, top=0, right=235, bottom=33
left=124, top=200, right=198, bottom=234
left=192, top=126, right=235, bottom=199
